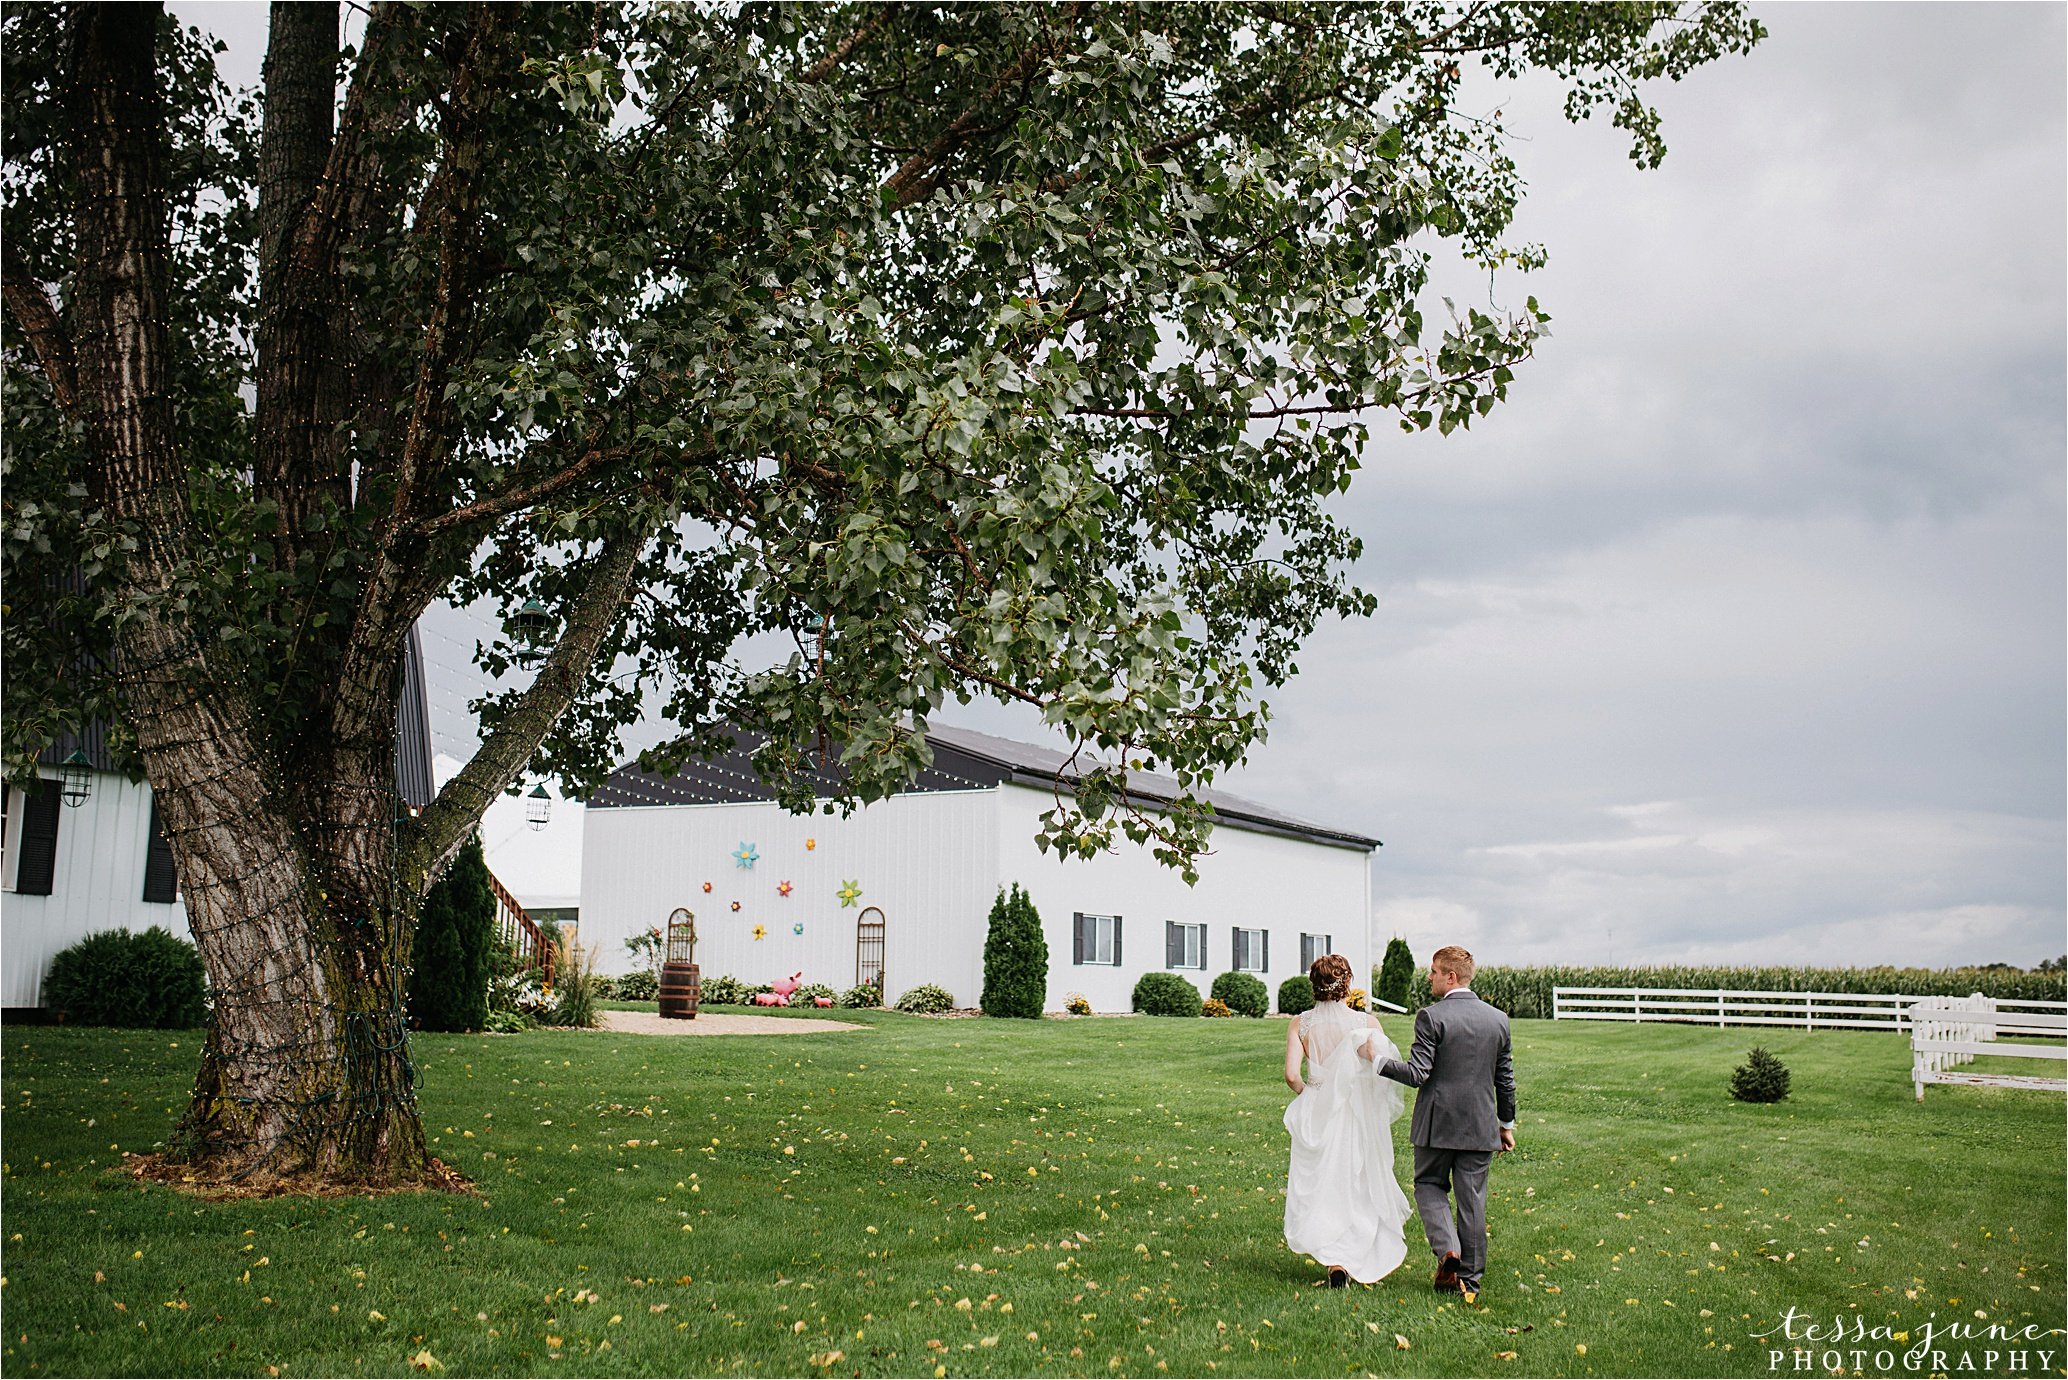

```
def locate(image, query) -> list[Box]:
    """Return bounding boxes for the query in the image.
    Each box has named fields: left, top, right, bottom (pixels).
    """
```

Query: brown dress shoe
left=1432, top=1252, right=1462, bottom=1292
left=1326, top=1266, right=1349, bottom=1289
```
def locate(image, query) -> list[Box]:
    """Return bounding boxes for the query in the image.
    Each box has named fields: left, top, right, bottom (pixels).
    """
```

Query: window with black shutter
left=1299, top=932, right=1333, bottom=971
left=14, top=780, right=61, bottom=896
left=1073, top=913, right=1122, bottom=965
left=141, top=796, right=179, bottom=903
left=1233, top=926, right=1269, bottom=973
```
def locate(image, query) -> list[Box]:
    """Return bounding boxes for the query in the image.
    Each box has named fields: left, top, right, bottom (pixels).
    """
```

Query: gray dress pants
left=1411, top=1145, right=1493, bottom=1290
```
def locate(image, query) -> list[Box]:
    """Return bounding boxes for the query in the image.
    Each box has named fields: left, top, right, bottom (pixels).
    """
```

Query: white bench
left=1910, top=993, right=2068, bottom=1100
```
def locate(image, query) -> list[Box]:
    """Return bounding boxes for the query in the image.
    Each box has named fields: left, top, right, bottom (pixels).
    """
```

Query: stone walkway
left=596, top=1009, right=867, bottom=1036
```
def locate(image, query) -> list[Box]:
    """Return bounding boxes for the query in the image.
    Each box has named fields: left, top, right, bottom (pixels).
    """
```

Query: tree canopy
left=6, top=1, right=1762, bottom=876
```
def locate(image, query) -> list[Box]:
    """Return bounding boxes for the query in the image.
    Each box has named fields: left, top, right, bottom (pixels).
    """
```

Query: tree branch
left=1, top=242, right=79, bottom=412
left=802, top=8, right=887, bottom=85
left=401, top=531, right=647, bottom=887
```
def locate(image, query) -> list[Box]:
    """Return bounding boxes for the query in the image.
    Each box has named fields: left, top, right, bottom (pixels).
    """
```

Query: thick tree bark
left=65, top=1, right=430, bottom=1190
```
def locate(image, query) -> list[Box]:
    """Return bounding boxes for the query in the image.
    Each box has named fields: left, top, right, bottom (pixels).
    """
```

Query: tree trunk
left=167, top=773, right=430, bottom=1188
left=65, top=2, right=435, bottom=1190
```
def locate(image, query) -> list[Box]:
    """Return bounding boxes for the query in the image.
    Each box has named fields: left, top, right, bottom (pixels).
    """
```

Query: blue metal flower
left=733, top=841, right=759, bottom=869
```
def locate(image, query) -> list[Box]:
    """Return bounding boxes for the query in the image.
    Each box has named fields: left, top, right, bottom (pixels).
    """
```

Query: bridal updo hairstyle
left=1309, top=952, right=1354, bottom=1003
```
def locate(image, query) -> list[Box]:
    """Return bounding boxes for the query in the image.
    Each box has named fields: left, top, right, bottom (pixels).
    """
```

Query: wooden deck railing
left=488, top=870, right=554, bottom=985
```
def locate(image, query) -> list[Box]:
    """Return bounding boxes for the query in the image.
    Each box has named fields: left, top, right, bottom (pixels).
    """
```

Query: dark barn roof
left=588, top=721, right=1380, bottom=853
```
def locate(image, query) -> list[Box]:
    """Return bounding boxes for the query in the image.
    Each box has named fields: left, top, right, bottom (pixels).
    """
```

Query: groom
left=1369, top=945, right=1516, bottom=1307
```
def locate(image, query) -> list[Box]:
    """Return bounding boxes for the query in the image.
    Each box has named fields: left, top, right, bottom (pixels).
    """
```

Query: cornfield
left=1377, top=964, right=2068, bottom=1020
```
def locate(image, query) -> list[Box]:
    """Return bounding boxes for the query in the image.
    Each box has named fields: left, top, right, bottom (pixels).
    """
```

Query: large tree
left=2, top=2, right=1760, bottom=1186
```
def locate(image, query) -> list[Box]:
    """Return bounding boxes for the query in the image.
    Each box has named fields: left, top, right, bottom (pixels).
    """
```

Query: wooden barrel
left=659, top=961, right=700, bottom=1020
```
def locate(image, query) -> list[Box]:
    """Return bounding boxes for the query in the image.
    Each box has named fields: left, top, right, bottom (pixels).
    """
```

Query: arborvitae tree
left=1377, top=937, right=1416, bottom=1010
left=981, top=883, right=1049, bottom=1019
left=1729, top=1046, right=1791, bottom=1104
left=409, top=834, right=493, bottom=1033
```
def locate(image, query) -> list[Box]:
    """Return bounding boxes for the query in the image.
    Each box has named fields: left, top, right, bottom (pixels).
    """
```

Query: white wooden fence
left=1909, top=993, right=2068, bottom=1100
left=1553, top=985, right=2068, bottom=1033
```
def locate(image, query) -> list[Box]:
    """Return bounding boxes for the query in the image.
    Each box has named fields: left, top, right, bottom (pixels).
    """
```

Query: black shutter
left=15, top=780, right=60, bottom=896
left=1262, top=930, right=1270, bottom=973
left=1112, top=916, right=1122, bottom=967
left=1073, top=913, right=1085, bottom=965
left=1165, top=921, right=1178, bottom=968
left=1231, top=928, right=1242, bottom=971
left=141, top=796, right=178, bottom=903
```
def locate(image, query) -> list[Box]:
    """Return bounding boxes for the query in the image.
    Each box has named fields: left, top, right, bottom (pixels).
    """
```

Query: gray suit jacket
left=1378, top=990, right=1517, bottom=1151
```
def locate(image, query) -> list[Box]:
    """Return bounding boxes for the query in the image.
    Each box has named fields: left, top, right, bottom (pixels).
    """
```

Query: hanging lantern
left=525, top=784, right=552, bottom=830
left=58, top=750, right=93, bottom=809
left=507, top=597, right=553, bottom=669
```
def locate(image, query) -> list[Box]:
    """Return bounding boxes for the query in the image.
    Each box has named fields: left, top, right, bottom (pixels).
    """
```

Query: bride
left=1282, top=953, right=1411, bottom=1285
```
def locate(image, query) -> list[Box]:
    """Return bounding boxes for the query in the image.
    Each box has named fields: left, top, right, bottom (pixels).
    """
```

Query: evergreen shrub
left=1730, top=1047, right=1791, bottom=1103
left=981, top=883, right=1049, bottom=1019
left=1377, top=937, right=1416, bottom=1010
left=1132, top=972, right=1202, bottom=1017
left=45, top=926, right=208, bottom=1029
left=1210, top=971, right=1269, bottom=1018
left=1277, top=974, right=1315, bottom=1016
left=409, top=833, right=494, bottom=1032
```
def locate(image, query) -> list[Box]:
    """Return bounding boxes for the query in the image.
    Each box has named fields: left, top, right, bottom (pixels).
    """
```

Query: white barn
left=1, top=629, right=438, bottom=1014
left=579, top=724, right=1380, bottom=1012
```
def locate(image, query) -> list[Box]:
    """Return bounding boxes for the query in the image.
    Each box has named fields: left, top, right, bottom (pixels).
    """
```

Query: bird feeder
left=525, top=784, right=551, bottom=830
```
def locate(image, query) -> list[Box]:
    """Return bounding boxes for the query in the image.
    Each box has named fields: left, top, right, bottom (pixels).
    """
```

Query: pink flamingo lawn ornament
left=755, top=972, right=805, bottom=1007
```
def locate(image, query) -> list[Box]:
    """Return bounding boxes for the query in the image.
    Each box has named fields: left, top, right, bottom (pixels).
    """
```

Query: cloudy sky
left=178, top=3, right=2065, bottom=968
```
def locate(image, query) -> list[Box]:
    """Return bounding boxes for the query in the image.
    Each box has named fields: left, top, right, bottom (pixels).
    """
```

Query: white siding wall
left=992, top=784, right=1373, bottom=1013
left=579, top=791, right=999, bottom=1003
left=1, top=769, right=188, bottom=1008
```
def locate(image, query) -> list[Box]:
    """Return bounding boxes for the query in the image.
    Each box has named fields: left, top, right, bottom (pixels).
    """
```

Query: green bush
left=615, top=970, right=658, bottom=1002
left=700, top=974, right=748, bottom=1006
left=547, top=941, right=602, bottom=1029
left=44, top=926, right=208, bottom=1029
left=790, top=982, right=836, bottom=1007
left=1730, top=1046, right=1791, bottom=1103
left=840, top=983, right=883, bottom=1009
left=894, top=984, right=956, bottom=1014
left=1132, top=971, right=1202, bottom=1017
left=484, top=1009, right=530, bottom=1034
left=1277, top=974, right=1314, bottom=1017
left=409, top=833, right=494, bottom=1032
left=1210, top=971, right=1269, bottom=1018
left=981, top=883, right=1049, bottom=1019
left=1376, top=937, right=1415, bottom=1010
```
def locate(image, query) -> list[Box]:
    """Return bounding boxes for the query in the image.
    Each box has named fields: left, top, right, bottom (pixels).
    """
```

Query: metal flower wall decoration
left=733, top=841, right=759, bottom=869
left=751, top=924, right=767, bottom=941
left=777, top=880, right=793, bottom=897
left=837, top=880, right=862, bottom=908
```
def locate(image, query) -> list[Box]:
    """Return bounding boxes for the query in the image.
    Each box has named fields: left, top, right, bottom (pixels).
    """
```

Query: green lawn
left=2, top=1011, right=2061, bottom=1378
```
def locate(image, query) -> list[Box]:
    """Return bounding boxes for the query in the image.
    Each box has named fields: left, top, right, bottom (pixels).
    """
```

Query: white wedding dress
left=1283, top=999, right=1412, bottom=1283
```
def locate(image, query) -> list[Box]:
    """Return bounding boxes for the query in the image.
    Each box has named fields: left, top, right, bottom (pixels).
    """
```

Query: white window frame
left=1300, top=932, right=1334, bottom=970
left=1234, top=927, right=1268, bottom=973
left=0, top=781, right=22, bottom=893
left=1079, top=913, right=1118, bottom=966
left=1166, top=921, right=1205, bottom=971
